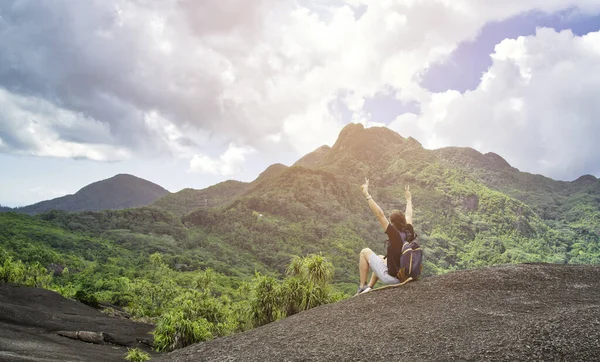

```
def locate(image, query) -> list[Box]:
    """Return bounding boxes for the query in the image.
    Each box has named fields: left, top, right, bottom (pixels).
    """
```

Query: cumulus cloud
left=1, top=0, right=600, bottom=177
left=189, top=144, right=255, bottom=175
left=410, top=28, right=600, bottom=180
left=0, top=87, right=130, bottom=160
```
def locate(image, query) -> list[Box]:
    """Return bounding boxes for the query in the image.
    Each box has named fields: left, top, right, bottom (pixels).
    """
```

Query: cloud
left=409, top=28, right=600, bottom=180
left=189, top=144, right=255, bottom=175
left=1, top=0, right=600, bottom=173
left=0, top=87, right=130, bottom=161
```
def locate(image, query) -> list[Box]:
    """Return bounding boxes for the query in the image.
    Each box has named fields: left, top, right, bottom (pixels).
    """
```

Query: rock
left=57, top=331, right=110, bottom=345
left=76, top=331, right=106, bottom=345
left=56, top=331, right=79, bottom=340
left=157, top=264, right=600, bottom=362
left=0, top=284, right=158, bottom=362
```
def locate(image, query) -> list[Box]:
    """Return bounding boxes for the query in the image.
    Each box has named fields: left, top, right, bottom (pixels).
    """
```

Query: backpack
left=397, top=230, right=423, bottom=282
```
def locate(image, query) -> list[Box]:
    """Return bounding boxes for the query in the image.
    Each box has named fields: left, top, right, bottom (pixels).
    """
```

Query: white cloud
left=281, top=97, right=344, bottom=154
left=408, top=28, right=600, bottom=180
left=0, top=87, right=130, bottom=161
left=1, top=0, right=600, bottom=175
left=189, top=143, right=256, bottom=176
left=143, top=110, right=212, bottom=159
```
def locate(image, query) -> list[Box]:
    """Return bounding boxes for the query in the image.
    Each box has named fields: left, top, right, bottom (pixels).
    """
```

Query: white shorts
left=368, top=253, right=401, bottom=285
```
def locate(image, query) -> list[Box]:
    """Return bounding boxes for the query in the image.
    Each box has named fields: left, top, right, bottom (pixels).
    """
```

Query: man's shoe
left=355, top=285, right=372, bottom=295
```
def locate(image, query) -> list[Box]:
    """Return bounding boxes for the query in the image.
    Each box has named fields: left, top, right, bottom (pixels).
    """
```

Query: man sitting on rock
left=356, top=178, right=413, bottom=295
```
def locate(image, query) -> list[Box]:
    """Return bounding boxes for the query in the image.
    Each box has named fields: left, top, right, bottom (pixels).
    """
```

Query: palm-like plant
left=249, top=272, right=281, bottom=327
left=153, top=310, right=212, bottom=352
left=280, top=276, right=305, bottom=316
left=286, top=256, right=305, bottom=278
left=281, top=254, right=336, bottom=316
left=303, top=253, right=333, bottom=285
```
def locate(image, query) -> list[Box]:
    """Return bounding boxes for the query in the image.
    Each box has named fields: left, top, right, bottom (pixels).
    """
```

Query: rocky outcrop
left=158, top=263, right=600, bottom=362
left=0, top=284, right=157, bottom=362
left=57, top=330, right=109, bottom=345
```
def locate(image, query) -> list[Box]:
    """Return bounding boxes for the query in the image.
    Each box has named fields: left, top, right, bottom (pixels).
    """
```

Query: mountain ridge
left=151, top=123, right=599, bottom=278
left=7, top=173, right=169, bottom=215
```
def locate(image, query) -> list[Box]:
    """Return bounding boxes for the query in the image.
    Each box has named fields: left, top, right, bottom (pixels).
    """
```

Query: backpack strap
left=399, top=231, right=408, bottom=245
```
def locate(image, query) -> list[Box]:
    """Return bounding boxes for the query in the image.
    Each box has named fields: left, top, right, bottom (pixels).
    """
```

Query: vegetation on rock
left=125, top=348, right=151, bottom=362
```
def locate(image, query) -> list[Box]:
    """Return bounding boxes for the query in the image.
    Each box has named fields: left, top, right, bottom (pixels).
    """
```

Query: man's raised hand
left=361, top=178, right=370, bottom=196
left=405, top=184, right=412, bottom=201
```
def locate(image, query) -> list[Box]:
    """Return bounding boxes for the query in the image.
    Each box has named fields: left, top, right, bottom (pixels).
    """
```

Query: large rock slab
left=158, top=263, right=600, bottom=362
left=0, top=284, right=158, bottom=362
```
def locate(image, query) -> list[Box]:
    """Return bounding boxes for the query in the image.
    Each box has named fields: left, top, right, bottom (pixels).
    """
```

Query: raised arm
left=361, top=178, right=389, bottom=231
left=405, top=184, right=413, bottom=225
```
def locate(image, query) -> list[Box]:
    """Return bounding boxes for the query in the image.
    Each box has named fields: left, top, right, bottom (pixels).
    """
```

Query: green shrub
left=0, top=256, right=52, bottom=288
left=124, top=347, right=151, bottom=362
left=74, top=289, right=99, bottom=308
left=153, top=311, right=213, bottom=352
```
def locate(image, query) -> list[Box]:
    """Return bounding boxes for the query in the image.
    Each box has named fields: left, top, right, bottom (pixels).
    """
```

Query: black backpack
left=397, top=229, right=423, bottom=282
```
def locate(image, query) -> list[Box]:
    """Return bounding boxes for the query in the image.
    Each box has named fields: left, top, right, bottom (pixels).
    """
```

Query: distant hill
left=151, top=164, right=290, bottom=216
left=253, top=163, right=288, bottom=183
left=151, top=180, right=249, bottom=216
left=11, top=174, right=169, bottom=215
left=157, top=263, right=600, bottom=362
left=293, top=145, right=331, bottom=168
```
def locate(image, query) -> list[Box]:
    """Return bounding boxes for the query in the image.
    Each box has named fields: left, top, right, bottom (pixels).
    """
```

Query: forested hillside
left=1, top=123, right=599, bottom=354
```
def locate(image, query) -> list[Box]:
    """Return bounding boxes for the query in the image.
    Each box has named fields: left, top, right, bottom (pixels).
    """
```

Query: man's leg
left=367, top=253, right=401, bottom=285
left=368, top=255, right=386, bottom=288
left=359, top=248, right=374, bottom=287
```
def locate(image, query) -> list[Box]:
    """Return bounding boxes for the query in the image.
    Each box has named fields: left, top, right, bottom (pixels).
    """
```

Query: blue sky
left=1, top=1, right=600, bottom=207
left=422, top=8, right=600, bottom=92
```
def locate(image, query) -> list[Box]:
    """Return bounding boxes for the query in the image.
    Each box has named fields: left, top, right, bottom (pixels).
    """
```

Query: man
left=356, top=178, right=413, bottom=295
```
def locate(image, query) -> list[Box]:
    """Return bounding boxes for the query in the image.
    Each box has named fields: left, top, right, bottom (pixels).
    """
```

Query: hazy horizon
left=4, top=123, right=598, bottom=208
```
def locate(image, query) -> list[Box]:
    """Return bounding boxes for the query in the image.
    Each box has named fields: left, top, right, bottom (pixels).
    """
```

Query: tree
left=249, top=273, right=281, bottom=327
left=280, top=254, right=337, bottom=317
left=153, top=309, right=212, bottom=352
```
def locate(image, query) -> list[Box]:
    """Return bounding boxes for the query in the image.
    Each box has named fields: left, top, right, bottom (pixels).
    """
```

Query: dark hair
left=389, top=210, right=406, bottom=231
left=404, top=223, right=417, bottom=241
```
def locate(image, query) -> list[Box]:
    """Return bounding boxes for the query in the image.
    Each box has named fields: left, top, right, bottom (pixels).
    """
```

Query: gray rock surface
left=158, top=263, right=600, bottom=362
left=0, top=284, right=157, bottom=362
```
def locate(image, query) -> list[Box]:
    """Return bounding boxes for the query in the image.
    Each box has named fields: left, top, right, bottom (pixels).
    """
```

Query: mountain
left=293, top=145, right=331, bottom=168
left=150, top=163, right=290, bottom=217
left=149, top=123, right=599, bottom=280
left=11, top=174, right=169, bottom=215
left=151, top=180, right=249, bottom=216
left=157, top=263, right=600, bottom=362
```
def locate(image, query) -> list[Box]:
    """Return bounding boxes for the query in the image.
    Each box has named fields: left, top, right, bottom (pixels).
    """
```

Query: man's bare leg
left=359, top=248, right=374, bottom=287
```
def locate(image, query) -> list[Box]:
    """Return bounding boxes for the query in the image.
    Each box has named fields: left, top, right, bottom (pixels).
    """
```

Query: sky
left=1, top=0, right=600, bottom=207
